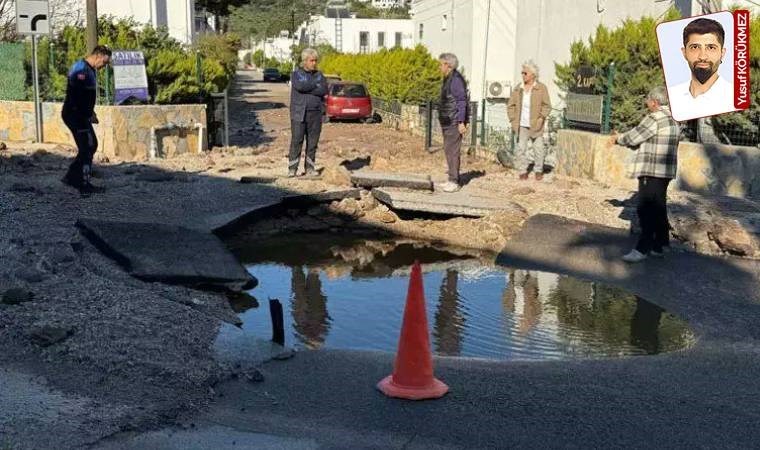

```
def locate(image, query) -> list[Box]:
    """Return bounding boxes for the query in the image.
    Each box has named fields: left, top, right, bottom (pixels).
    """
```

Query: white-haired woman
left=507, top=60, right=552, bottom=180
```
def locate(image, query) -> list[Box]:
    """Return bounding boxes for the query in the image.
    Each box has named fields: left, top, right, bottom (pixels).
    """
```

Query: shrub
left=252, top=49, right=265, bottom=67
left=319, top=45, right=440, bottom=104
left=195, top=32, right=241, bottom=76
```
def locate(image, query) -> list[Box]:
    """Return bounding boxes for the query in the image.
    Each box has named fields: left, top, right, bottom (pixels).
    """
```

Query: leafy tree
left=229, top=0, right=328, bottom=41
left=196, top=0, right=249, bottom=17
left=347, top=0, right=410, bottom=19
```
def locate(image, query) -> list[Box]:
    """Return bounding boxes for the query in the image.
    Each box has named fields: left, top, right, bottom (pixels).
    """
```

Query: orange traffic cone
left=377, top=261, right=449, bottom=400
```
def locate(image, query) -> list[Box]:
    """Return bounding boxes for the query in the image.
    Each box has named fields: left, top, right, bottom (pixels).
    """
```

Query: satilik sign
left=565, top=93, right=604, bottom=126
left=112, top=51, right=149, bottom=105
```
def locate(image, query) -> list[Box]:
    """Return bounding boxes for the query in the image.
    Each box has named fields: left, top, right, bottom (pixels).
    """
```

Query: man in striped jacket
left=608, top=86, right=680, bottom=263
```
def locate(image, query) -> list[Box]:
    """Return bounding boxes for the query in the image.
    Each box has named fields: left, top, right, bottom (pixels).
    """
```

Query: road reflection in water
left=229, top=233, right=694, bottom=359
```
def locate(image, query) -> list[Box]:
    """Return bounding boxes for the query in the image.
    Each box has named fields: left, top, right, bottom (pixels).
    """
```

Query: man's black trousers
left=289, top=109, right=323, bottom=172
left=63, top=115, right=98, bottom=186
left=635, top=176, right=671, bottom=254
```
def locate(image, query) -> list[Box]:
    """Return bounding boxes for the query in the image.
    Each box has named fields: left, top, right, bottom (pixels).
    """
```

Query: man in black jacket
left=61, top=45, right=111, bottom=194
left=288, top=48, right=327, bottom=177
left=437, top=53, right=470, bottom=193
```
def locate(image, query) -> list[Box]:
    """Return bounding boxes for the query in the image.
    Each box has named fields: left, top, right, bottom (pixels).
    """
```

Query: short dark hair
left=682, top=18, right=724, bottom=47
left=90, top=45, right=112, bottom=57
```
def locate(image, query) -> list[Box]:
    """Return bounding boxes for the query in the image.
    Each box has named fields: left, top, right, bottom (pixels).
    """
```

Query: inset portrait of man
left=658, top=13, right=737, bottom=121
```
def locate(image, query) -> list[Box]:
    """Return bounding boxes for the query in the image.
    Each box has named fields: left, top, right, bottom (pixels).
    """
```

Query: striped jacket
left=616, top=106, right=680, bottom=179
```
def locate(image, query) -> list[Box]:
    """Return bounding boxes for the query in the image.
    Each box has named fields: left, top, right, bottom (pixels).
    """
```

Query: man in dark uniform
left=61, top=45, right=111, bottom=194
left=288, top=47, right=327, bottom=177
left=437, top=52, right=470, bottom=193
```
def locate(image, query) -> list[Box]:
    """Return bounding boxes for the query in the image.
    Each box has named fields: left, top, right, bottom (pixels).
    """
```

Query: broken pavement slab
left=281, top=188, right=363, bottom=208
left=211, top=189, right=364, bottom=235
left=76, top=219, right=257, bottom=291
left=351, top=170, right=433, bottom=191
left=372, top=188, right=527, bottom=217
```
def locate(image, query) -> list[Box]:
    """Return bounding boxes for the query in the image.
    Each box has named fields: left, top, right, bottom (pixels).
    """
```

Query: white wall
left=411, top=0, right=517, bottom=103
left=98, top=0, right=197, bottom=44
left=300, top=16, right=414, bottom=53
left=252, top=36, right=296, bottom=63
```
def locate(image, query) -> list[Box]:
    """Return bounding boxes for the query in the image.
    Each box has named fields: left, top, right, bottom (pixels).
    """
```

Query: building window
left=419, top=23, right=423, bottom=40
left=359, top=31, right=369, bottom=53
left=442, top=14, right=447, bottom=31
left=378, top=32, right=385, bottom=48
left=395, top=32, right=402, bottom=47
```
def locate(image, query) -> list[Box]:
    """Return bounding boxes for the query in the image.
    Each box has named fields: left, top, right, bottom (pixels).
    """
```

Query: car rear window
left=330, top=84, right=368, bottom=98
left=264, top=69, right=279, bottom=74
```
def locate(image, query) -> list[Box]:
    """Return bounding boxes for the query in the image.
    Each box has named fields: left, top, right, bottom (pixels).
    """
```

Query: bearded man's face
left=681, top=32, right=726, bottom=84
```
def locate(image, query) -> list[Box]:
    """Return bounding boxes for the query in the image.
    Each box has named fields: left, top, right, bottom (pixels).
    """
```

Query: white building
left=411, top=0, right=707, bottom=108
left=97, top=0, right=213, bottom=45
left=298, top=15, right=414, bottom=53
left=251, top=31, right=296, bottom=63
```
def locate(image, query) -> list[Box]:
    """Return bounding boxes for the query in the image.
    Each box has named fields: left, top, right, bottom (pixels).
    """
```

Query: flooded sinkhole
left=226, top=232, right=695, bottom=360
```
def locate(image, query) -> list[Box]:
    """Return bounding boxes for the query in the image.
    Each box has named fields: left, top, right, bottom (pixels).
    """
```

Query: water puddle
left=227, top=233, right=695, bottom=360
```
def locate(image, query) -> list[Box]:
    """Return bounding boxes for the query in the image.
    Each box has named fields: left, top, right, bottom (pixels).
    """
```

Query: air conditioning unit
left=486, top=80, right=511, bottom=99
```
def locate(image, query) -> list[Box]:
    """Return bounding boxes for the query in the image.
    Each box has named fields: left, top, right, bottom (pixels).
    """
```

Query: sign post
left=16, top=0, right=51, bottom=143
left=31, top=36, right=41, bottom=142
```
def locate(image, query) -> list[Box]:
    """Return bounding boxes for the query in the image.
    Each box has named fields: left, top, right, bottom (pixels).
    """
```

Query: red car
left=325, top=82, right=373, bottom=122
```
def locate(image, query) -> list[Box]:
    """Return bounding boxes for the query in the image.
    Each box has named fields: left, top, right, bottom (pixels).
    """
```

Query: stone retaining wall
left=0, top=101, right=207, bottom=161
left=557, top=129, right=760, bottom=198
left=375, top=103, right=425, bottom=136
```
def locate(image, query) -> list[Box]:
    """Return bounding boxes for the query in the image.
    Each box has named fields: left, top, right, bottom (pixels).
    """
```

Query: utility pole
left=291, top=8, right=297, bottom=72
left=86, top=0, right=98, bottom=52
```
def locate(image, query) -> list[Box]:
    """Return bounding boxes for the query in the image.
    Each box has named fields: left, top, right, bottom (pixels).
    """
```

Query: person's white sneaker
left=650, top=250, right=664, bottom=258
left=438, top=181, right=460, bottom=193
left=622, top=249, right=648, bottom=263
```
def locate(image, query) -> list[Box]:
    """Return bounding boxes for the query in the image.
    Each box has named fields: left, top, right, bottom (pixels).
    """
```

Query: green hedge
left=0, top=43, right=27, bottom=100
left=319, top=45, right=440, bottom=104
